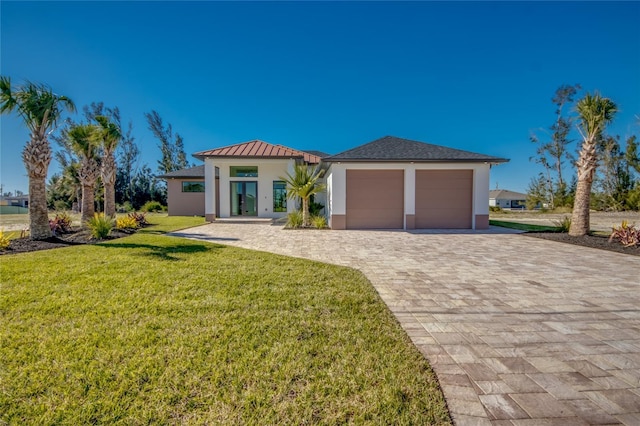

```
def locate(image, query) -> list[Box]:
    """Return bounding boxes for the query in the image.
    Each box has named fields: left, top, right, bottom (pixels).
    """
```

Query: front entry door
left=230, top=181, right=257, bottom=216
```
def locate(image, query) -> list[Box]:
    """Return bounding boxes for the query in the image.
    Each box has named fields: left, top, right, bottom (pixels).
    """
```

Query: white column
left=204, top=158, right=216, bottom=221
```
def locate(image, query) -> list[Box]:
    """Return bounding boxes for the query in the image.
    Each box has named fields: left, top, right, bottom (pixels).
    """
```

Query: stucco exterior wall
left=166, top=179, right=205, bottom=216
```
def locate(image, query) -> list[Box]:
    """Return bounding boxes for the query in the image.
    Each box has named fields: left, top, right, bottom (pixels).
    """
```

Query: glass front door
left=230, top=181, right=257, bottom=216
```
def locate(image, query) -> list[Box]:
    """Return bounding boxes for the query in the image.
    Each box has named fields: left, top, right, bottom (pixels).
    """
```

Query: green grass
left=490, top=219, right=560, bottom=232
left=0, top=216, right=450, bottom=424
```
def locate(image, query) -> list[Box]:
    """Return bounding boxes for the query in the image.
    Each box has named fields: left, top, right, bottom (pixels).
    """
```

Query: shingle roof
left=489, top=189, right=527, bottom=200
left=158, top=165, right=204, bottom=179
left=324, top=136, right=509, bottom=163
left=193, top=140, right=322, bottom=164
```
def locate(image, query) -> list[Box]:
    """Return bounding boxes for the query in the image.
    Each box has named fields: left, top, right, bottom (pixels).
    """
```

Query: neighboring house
left=0, top=195, right=29, bottom=208
left=161, top=135, right=508, bottom=230
left=489, top=189, right=527, bottom=209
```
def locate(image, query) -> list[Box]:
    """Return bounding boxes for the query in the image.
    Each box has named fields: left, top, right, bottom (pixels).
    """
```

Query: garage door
left=415, top=170, right=472, bottom=229
left=346, top=170, right=404, bottom=229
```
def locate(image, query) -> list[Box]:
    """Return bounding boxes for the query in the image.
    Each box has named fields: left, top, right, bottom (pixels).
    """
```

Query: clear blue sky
left=2, top=1, right=639, bottom=195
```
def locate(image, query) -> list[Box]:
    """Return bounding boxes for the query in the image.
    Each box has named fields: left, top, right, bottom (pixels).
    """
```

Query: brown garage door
left=415, top=170, right=472, bottom=229
left=346, top=170, right=404, bottom=229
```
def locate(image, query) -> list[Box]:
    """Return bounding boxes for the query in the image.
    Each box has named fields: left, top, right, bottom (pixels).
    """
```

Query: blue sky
left=1, top=1, right=639, bottom=195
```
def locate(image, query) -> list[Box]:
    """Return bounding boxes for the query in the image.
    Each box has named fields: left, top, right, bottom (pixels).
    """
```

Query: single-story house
left=489, top=189, right=527, bottom=209
left=160, top=136, right=508, bottom=230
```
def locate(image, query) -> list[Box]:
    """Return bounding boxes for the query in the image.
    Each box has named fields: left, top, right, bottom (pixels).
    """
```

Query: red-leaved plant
left=49, top=213, right=73, bottom=235
left=609, top=221, right=639, bottom=247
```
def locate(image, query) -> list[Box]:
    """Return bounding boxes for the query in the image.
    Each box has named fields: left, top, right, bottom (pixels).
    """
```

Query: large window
left=273, top=181, right=287, bottom=212
left=182, top=181, right=205, bottom=192
left=230, top=166, right=258, bottom=177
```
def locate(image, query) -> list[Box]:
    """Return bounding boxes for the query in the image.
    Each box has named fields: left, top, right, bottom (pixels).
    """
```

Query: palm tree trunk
left=569, top=139, right=597, bottom=236
left=81, top=184, right=95, bottom=223
left=28, top=176, right=51, bottom=239
left=302, top=197, right=309, bottom=227
left=22, top=136, right=52, bottom=240
left=569, top=175, right=592, bottom=236
left=102, top=154, right=116, bottom=217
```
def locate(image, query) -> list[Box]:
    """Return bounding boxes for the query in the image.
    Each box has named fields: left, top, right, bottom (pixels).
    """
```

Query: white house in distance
left=489, top=189, right=527, bottom=209
left=160, top=136, right=508, bottom=230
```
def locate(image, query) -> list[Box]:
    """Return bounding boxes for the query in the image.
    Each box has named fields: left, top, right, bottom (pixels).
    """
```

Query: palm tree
left=569, top=93, right=617, bottom=236
left=281, top=163, right=326, bottom=227
left=95, top=115, right=122, bottom=217
left=68, top=124, right=100, bottom=223
left=0, top=77, right=75, bottom=239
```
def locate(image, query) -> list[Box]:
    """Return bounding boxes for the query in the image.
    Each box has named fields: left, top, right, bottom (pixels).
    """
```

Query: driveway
left=171, top=223, right=640, bottom=425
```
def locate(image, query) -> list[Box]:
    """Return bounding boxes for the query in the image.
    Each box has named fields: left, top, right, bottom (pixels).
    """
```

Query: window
left=182, top=181, right=205, bottom=192
left=230, top=166, right=258, bottom=177
left=273, top=181, right=287, bottom=212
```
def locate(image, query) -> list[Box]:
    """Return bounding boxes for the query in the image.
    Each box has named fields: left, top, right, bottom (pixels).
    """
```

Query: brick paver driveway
left=171, top=223, right=640, bottom=425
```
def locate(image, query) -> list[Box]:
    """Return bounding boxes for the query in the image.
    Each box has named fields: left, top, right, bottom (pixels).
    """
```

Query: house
left=489, top=189, right=527, bottom=210
left=161, top=136, right=508, bottom=230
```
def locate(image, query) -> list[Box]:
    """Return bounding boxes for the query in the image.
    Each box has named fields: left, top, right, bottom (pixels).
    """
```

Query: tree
left=280, top=164, right=326, bottom=227
left=569, top=93, right=617, bottom=236
left=95, top=115, right=122, bottom=216
left=115, top=121, right=140, bottom=206
left=530, top=84, right=580, bottom=208
left=68, top=124, right=100, bottom=223
left=144, top=110, right=190, bottom=174
left=0, top=77, right=75, bottom=239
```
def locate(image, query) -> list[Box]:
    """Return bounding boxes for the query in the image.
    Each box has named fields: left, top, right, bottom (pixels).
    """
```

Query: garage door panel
left=346, top=170, right=403, bottom=229
left=415, top=170, right=472, bottom=229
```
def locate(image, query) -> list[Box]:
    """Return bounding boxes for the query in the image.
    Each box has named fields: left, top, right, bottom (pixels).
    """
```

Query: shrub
left=115, top=216, right=139, bottom=230
left=286, top=211, right=303, bottom=229
left=49, top=212, right=73, bottom=235
left=554, top=216, right=572, bottom=233
left=140, top=201, right=165, bottom=213
left=309, top=201, right=324, bottom=216
left=0, top=229, right=10, bottom=251
left=128, top=212, right=148, bottom=227
left=116, top=201, right=134, bottom=213
left=489, top=206, right=502, bottom=212
left=609, top=221, right=639, bottom=247
left=87, top=213, right=113, bottom=240
left=53, top=200, right=69, bottom=211
left=311, top=215, right=328, bottom=229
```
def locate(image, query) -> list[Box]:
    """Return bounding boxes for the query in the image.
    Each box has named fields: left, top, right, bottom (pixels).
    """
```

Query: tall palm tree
left=0, top=76, right=75, bottom=239
left=68, top=124, right=100, bottom=223
left=95, top=115, right=122, bottom=217
left=281, top=163, right=326, bottom=227
left=569, top=93, right=617, bottom=236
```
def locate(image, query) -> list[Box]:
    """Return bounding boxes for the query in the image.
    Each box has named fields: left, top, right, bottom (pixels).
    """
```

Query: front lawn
left=0, top=216, right=450, bottom=424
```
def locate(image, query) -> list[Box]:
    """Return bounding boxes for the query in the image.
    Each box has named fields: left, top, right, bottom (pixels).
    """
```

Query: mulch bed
left=1, top=228, right=134, bottom=255
left=3, top=228, right=638, bottom=257
left=523, top=232, right=639, bottom=256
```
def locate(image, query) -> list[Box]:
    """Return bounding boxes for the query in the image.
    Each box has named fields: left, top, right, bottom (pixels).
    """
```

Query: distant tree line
left=528, top=84, right=639, bottom=214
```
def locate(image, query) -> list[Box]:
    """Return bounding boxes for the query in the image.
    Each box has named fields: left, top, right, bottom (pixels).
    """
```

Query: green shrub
left=49, top=212, right=73, bottom=235
left=53, top=200, right=69, bottom=211
left=116, top=201, right=134, bottom=213
left=286, top=211, right=303, bottom=228
left=87, top=213, right=113, bottom=240
left=489, top=206, right=502, bottom=212
left=553, top=216, right=572, bottom=233
left=140, top=201, right=165, bottom=213
left=0, top=229, right=10, bottom=251
left=311, top=215, right=328, bottom=229
left=609, top=221, right=639, bottom=247
left=115, top=216, right=139, bottom=230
